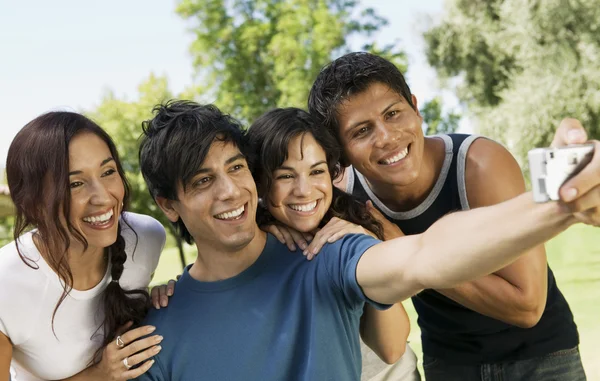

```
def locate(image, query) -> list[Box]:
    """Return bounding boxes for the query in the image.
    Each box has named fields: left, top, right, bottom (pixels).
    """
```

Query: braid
left=92, top=220, right=151, bottom=364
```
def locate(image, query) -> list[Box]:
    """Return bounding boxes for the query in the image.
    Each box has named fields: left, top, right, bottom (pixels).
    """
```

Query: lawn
left=150, top=225, right=600, bottom=379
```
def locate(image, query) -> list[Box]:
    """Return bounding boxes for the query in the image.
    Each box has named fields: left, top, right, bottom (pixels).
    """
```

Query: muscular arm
left=0, top=332, right=12, bottom=381
left=359, top=303, right=409, bottom=364
left=355, top=189, right=574, bottom=305
left=435, top=139, right=548, bottom=328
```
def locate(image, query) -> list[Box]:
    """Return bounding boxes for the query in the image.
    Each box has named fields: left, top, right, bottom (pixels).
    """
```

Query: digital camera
left=528, top=144, right=594, bottom=203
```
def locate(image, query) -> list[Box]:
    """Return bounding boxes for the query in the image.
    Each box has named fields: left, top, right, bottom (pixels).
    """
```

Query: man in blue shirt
left=132, top=100, right=599, bottom=380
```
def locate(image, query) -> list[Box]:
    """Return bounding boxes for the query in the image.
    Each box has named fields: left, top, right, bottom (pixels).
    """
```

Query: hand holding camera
left=529, top=119, right=600, bottom=227
left=529, top=144, right=594, bottom=203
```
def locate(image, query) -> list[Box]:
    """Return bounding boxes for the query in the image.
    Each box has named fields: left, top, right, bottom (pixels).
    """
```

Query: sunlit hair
left=308, top=52, right=414, bottom=166
left=247, top=107, right=383, bottom=239
left=139, top=100, right=249, bottom=244
left=6, top=111, right=149, bottom=363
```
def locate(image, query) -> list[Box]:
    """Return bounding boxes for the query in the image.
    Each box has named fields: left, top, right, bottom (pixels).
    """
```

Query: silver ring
left=116, top=335, right=125, bottom=348
left=123, top=356, right=131, bottom=370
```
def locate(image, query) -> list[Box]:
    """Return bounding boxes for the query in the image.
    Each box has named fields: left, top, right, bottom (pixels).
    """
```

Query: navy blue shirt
left=137, top=233, right=385, bottom=381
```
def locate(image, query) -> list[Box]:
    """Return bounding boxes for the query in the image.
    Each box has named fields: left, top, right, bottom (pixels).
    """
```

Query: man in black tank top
left=308, top=52, right=596, bottom=380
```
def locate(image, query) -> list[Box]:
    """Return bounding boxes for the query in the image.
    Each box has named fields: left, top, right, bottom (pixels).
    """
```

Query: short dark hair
left=247, top=107, right=383, bottom=239
left=308, top=52, right=414, bottom=166
left=139, top=100, right=248, bottom=244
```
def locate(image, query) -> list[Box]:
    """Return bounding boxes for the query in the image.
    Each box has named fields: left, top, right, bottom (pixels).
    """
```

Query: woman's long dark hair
left=247, top=107, right=383, bottom=239
left=6, top=111, right=150, bottom=363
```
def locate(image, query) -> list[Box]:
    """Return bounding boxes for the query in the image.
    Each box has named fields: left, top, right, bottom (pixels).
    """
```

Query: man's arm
left=0, top=332, right=12, bottom=381
left=435, top=138, right=548, bottom=328
left=356, top=191, right=576, bottom=304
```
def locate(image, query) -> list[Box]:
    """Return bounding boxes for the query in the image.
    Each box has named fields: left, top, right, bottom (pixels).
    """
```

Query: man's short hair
left=139, top=100, right=248, bottom=243
left=308, top=52, right=414, bottom=166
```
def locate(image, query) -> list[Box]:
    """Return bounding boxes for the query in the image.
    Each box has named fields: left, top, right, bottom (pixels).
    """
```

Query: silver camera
left=528, top=144, right=594, bottom=202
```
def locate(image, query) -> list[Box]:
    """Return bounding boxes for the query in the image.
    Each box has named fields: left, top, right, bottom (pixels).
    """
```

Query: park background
left=0, top=0, right=599, bottom=378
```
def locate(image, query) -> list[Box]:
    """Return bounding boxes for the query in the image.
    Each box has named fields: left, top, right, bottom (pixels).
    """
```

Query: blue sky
left=0, top=0, right=463, bottom=170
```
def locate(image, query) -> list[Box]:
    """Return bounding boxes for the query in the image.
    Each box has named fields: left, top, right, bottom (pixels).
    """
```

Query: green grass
left=150, top=225, right=600, bottom=379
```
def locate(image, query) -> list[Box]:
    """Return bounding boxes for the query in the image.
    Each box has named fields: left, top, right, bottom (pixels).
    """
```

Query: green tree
left=176, top=0, right=405, bottom=123
left=421, top=97, right=460, bottom=136
left=87, top=75, right=190, bottom=269
left=424, top=0, right=600, bottom=166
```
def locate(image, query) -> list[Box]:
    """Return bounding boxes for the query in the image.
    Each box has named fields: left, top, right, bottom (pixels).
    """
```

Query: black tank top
left=348, top=133, right=579, bottom=363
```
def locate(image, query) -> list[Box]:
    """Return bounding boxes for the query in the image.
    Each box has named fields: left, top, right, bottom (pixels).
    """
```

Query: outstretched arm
left=358, top=121, right=599, bottom=305
left=357, top=192, right=575, bottom=304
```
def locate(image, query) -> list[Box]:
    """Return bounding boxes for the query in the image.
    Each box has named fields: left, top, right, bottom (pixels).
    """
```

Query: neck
left=189, top=228, right=268, bottom=282
left=367, top=137, right=446, bottom=212
left=34, top=233, right=108, bottom=291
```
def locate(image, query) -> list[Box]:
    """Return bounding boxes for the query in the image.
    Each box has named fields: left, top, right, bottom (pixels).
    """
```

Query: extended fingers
left=121, top=333, right=164, bottom=358
left=123, top=358, right=156, bottom=379
left=263, top=225, right=297, bottom=251
left=304, top=218, right=346, bottom=259
left=118, top=325, right=156, bottom=348
left=150, top=284, right=170, bottom=309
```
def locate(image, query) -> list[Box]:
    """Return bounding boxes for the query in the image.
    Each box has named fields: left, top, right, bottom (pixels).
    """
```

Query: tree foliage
left=421, top=97, right=460, bottom=136
left=87, top=75, right=189, bottom=267
left=424, top=0, right=600, bottom=164
left=176, top=0, right=406, bottom=122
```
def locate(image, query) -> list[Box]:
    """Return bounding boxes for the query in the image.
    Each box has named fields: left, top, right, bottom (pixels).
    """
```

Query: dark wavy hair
left=247, top=107, right=383, bottom=239
left=6, top=111, right=150, bottom=363
left=308, top=52, right=414, bottom=166
left=139, top=100, right=249, bottom=244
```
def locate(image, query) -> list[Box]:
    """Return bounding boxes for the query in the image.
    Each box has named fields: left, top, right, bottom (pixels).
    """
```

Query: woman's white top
left=0, top=212, right=165, bottom=381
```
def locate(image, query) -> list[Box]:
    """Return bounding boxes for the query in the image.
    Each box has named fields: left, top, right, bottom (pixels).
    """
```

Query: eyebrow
left=276, top=160, right=327, bottom=171
left=69, top=157, right=114, bottom=176
left=192, top=153, right=246, bottom=176
left=346, top=100, right=403, bottom=135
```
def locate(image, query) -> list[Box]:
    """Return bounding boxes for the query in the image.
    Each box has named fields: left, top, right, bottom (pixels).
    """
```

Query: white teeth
left=215, top=206, right=245, bottom=220
left=82, top=210, right=113, bottom=224
left=381, top=147, right=409, bottom=165
left=288, top=201, right=317, bottom=212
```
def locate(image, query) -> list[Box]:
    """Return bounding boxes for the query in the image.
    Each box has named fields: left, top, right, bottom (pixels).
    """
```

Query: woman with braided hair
left=0, top=112, right=166, bottom=380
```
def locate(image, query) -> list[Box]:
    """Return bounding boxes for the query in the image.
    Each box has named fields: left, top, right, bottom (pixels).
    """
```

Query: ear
left=411, top=94, right=422, bottom=120
left=155, top=196, right=180, bottom=223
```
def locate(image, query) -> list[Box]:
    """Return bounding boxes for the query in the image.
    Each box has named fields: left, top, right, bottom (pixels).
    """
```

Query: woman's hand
left=303, top=217, right=376, bottom=260
left=88, top=323, right=162, bottom=380
left=150, top=279, right=176, bottom=309
left=261, top=224, right=313, bottom=252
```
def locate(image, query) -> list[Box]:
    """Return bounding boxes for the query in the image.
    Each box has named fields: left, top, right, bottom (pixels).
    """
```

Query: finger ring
left=116, top=335, right=125, bottom=348
left=123, top=356, right=131, bottom=370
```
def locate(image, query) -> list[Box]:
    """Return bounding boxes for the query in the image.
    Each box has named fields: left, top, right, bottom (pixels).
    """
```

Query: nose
left=216, top=174, right=242, bottom=201
left=373, top=122, right=392, bottom=149
left=292, top=175, right=312, bottom=198
left=89, top=180, right=112, bottom=206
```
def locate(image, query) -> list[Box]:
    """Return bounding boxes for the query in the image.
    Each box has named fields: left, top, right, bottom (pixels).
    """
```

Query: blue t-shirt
left=137, top=233, right=385, bottom=381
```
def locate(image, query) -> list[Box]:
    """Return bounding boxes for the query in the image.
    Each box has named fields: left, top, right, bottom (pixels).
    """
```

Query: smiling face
left=336, top=82, right=425, bottom=187
left=67, top=132, right=125, bottom=251
left=161, top=140, right=259, bottom=252
left=266, top=133, right=333, bottom=233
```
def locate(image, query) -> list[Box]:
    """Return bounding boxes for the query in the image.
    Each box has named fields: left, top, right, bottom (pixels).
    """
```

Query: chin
left=226, top=230, right=256, bottom=249
left=88, top=236, right=119, bottom=250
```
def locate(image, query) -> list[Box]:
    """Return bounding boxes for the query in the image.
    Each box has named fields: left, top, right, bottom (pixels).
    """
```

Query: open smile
left=82, top=208, right=116, bottom=230
left=214, top=203, right=248, bottom=222
left=378, top=144, right=411, bottom=165
left=286, top=200, right=320, bottom=215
